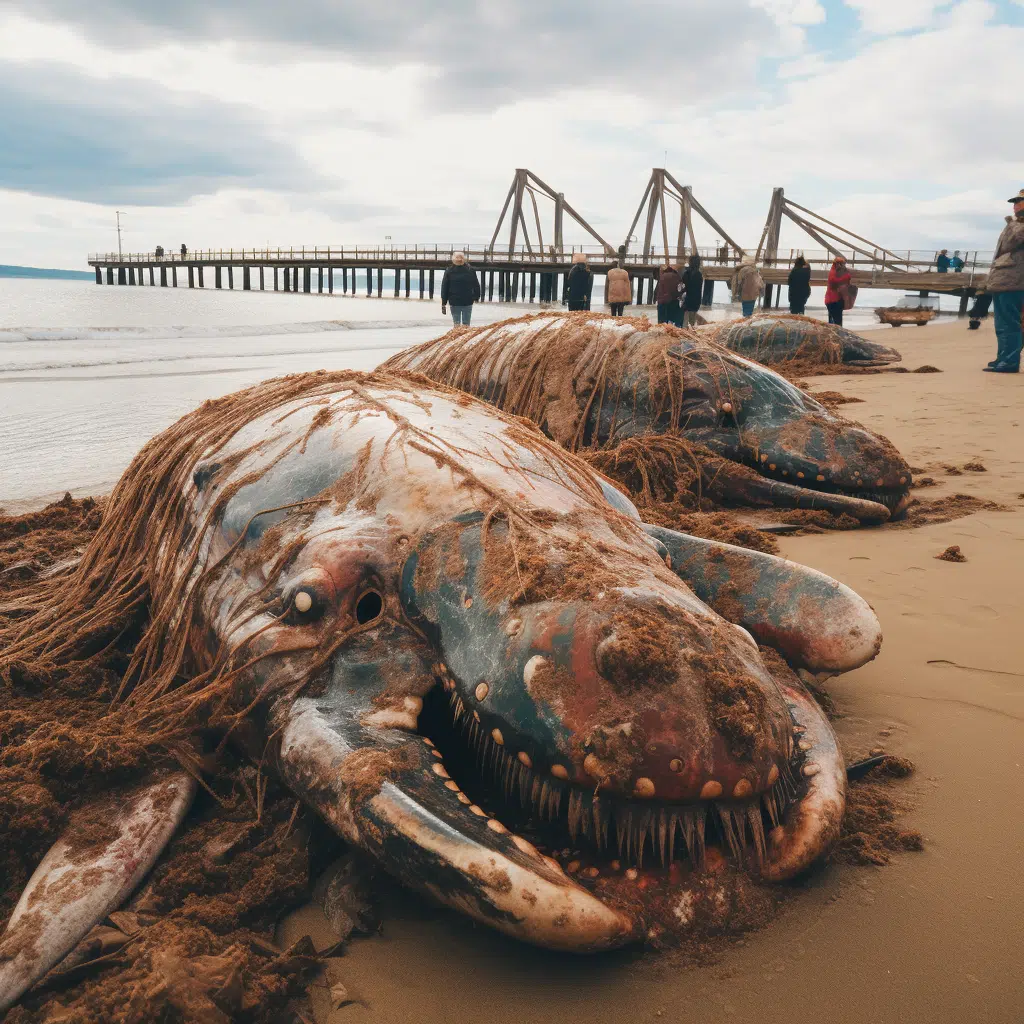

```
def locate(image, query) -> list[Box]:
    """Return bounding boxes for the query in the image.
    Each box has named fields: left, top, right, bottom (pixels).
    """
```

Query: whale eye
left=286, top=587, right=325, bottom=623
left=356, top=590, right=384, bottom=625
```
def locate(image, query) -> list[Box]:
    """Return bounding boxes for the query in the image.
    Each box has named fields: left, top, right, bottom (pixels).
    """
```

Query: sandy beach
left=270, top=317, right=1024, bottom=1024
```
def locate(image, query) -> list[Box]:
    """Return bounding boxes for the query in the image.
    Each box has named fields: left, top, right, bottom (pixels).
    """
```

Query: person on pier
left=824, top=255, right=852, bottom=326
left=605, top=261, right=631, bottom=316
left=679, top=255, right=704, bottom=327
left=984, top=189, right=1024, bottom=373
left=936, top=249, right=951, bottom=273
left=787, top=255, right=812, bottom=315
left=440, top=252, right=481, bottom=326
left=565, top=252, right=594, bottom=312
left=731, top=256, right=764, bottom=318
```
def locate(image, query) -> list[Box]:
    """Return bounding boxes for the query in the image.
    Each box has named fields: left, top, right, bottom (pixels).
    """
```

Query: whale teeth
left=432, top=681, right=803, bottom=873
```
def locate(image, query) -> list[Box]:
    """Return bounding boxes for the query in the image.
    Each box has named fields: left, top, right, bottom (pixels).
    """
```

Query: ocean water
left=0, top=277, right=900, bottom=510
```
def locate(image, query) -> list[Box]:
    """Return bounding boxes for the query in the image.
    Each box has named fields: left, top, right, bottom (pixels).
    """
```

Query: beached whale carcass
left=383, top=313, right=912, bottom=520
left=0, top=370, right=882, bottom=1009
left=697, top=313, right=903, bottom=368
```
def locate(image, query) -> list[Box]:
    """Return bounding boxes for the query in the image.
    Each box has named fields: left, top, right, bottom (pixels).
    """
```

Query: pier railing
left=88, top=245, right=993, bottom=274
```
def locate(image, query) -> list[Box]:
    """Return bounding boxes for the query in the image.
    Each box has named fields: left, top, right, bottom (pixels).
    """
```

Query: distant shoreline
left=0, top=264, right=93, bottom=281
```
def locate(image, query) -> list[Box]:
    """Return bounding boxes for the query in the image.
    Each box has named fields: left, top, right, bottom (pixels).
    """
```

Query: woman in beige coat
left=730, top=256, right=764, bottom=317
left=605, top=261, right=632, bottom=316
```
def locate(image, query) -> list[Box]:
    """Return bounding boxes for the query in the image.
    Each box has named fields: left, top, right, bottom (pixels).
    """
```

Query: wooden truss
left=622, top=169, right=744, bottom=261
left=756, top=188, right=906, bottom=271
left=488, top=169, right=615, bottom=258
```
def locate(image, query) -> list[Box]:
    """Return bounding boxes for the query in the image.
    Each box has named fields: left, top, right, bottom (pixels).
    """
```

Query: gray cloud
left=0, top=61, right=319, bottom=204
left=2, top=1, right=780, bottom=107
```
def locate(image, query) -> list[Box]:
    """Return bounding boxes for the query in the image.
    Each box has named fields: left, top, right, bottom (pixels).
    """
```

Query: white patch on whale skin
left=362, top=696, right=423, bottom=731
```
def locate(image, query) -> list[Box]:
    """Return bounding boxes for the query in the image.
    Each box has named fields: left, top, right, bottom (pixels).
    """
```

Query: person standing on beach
left=605, top=261, right=631, bottom=316
left=440, top=252, right=481, bottom=325
left=824, top=255, right=851, bottom=326
left=679, top=255, right=703, bottom=327
left=936, top=249, right=951, bottom=273
left=565, top=252, right=593, bottom=312
left=983, top=189, right=1024, bottom=373
left=655, top=263, right=682, bottom=325
left=731, top=256, right=763, bottom=317
left=787, top=255, right=812, bottom=315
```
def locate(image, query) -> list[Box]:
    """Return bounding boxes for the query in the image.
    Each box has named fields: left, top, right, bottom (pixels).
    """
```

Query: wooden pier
left=87, top=169, right=993, bottom=311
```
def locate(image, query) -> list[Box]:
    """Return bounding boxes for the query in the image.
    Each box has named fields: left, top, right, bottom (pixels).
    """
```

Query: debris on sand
left=962, top=461, right=987, bottom=473
left=835, top=756, right=924, bottom=867
left=912, top=365, right=942, bottom=373
left=935, top=545, right=967, bottom=563
left=809, top=391, right=865, bottom=409
left=944, top=465, right=963, bottom=476
left=912, top=477, right=937, bottom=488
left=899, top=493, right=1005, bottom=528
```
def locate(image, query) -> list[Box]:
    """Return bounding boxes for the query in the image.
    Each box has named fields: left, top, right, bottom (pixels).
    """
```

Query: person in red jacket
left=824, top=255, right=851, bottom=325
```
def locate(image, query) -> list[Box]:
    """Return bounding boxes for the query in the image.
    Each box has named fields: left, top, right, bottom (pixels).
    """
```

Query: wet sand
left=278, top=317, right=1024, bottom=1024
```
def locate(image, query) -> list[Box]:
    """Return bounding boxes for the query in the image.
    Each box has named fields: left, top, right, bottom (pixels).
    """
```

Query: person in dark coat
left=565, top=252, right=593, bottom=311
left=180, top=243, right=187, bottom=259
left=787, top=255, right=812, bottom=314
left=679, top=255, right=703, bottom=327
left=655, top=263, right=682, bottom=325
left=936, top=249, right=951, bottom=273
left=440, top=252, right=481, bottom=325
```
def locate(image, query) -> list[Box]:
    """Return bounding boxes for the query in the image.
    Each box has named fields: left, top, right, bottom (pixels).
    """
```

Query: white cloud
left=844, top=0, right=947, bottom=33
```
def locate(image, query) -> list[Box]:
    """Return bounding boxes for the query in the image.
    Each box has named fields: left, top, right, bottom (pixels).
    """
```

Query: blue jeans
left=993, top=291, right=1023, bottom=367
left=741, top=300, right=756, bottom=317
left=450, top=304, right=472, bottom=326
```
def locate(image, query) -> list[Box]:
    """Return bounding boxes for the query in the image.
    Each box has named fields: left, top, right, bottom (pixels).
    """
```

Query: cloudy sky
left=0, top=0, right=1020, bottom=268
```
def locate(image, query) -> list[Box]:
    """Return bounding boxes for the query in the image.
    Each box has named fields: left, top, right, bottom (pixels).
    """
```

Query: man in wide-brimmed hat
left=440, top=251, right=481, bottom=326
left=984, top=188, right=1024, bottom=373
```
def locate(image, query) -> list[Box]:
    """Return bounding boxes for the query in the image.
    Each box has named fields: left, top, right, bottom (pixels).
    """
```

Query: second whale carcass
left=696, top=313, right=903, bottom=368
left=1, top=370, right=881, bottom=1010
left=383, top=313, right=912, bottom=521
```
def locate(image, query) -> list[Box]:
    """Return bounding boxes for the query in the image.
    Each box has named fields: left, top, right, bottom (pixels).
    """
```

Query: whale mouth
left=748, top=459, right=911, bottom=521
left=416, top=676, right=818, bottom=885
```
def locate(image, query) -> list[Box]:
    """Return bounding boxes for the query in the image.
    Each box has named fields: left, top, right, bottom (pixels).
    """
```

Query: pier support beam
left=405, top=267, right=410, bottom=298
left=127, top=267, right=135, bottom=286
left=95, top=266, right=102, bottom=284
left=488, top=271, right=494, bottom=301
left=188, top=266, right=195, bottom=288
left=228, top=266, right=234, bottom=290
left=328, top=268, right=334, bottom=294
left=318, top=266, right=323, bottom=293
left=198, top=266, right=205, bottom=288
left=366, top=269, right=372, bottom=296
left=243, top=266, right=251, bottom=291
left=429, top=268, right=435, bottom=299
left=419, top=268, right=424, bottom=299
left=303, top=267, right=311, bottom=293
left=530, top=272, right=536, bottom=302
left=394, top=268, right=400, bottom=298
left=160, top=267, right=167, bottom=287
left=215, top=266, right=222, bottom=289
left=259, top=266, right=264, bottom=291
left=377, top=268, right=383, bottom=297
left=172, top=266, right=178, bottom=288
left=958, top=291, right=970, bottom=316
left=149, top=267, right=155, bottom=286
